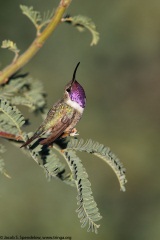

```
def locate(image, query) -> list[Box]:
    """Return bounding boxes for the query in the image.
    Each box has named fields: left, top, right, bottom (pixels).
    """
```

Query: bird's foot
left=61, top=128, right=79, bottom=138
left=70, top=128, right=79, bottom=136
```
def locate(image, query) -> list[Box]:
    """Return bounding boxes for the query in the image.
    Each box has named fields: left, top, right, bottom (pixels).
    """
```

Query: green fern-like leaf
left=43, top=149, right=75, bottom=186
left=0, top=98, right=25, bottom=135
left=20, top=5, right=41, bottom=28
left=1, top=40, right=20, bottom=54
left=0, top=77, right=28, bottom=98
left=64, top=150, right=102, bottom=233
left=20, top=5, right=54, bottom=32
left=43, top=150, right=65, bottom=180
left=0, top=77, right=46, bottom=111
left=22, top=137, right=74, bottom=186
left=66, top=138, right=127, bottom=192
left=63, top=15, right=100, bottom=46
left=0, top=114, right=21, bottom=135
left=40, top=9, right=55, bottom=29
left=11, top=96, right=33, bottom=108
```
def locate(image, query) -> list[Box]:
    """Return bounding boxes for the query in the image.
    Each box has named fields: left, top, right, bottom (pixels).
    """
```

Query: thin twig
left=0, top=131, right=23, bottom=141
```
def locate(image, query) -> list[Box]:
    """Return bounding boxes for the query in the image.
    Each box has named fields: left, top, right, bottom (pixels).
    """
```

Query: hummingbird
left=21, top=62, right=86, bottom=148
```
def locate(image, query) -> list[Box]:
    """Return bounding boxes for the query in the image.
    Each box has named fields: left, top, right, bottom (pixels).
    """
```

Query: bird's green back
left=43, top=101, right=74, bottom=131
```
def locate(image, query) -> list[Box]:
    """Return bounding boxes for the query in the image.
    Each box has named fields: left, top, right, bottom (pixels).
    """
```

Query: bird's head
left=64, top=62, right=86, bottom=109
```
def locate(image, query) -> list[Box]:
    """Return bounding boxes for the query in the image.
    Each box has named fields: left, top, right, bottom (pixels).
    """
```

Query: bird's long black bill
left=71, top=62, right=80, bottom=84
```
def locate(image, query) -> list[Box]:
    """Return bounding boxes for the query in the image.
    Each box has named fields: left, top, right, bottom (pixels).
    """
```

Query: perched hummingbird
left=21, top=62, right=86, bottom=148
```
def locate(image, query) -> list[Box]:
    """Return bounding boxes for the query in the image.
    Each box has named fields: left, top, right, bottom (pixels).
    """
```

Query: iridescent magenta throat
left=70, top=81, right=86, bottom=108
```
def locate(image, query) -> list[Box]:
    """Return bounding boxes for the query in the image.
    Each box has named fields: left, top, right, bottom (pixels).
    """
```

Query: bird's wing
left=40, top=113, right=75, bottom=145
left=20, top=128, right=45, bottom=148
left=20, top=100, right=64, bottom=148
left=21, top=101, right=75, bottom=148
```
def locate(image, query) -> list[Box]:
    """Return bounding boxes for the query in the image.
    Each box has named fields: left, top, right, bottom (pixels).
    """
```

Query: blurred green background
left=0, top=0, right=160, bottom=239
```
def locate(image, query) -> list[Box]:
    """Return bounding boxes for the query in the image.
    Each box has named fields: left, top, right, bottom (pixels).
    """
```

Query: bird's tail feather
left=20, top=130, right=42, bottom=148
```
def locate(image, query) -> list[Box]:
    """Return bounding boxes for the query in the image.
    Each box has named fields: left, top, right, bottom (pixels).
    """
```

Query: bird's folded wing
left=40, top=114, right=74, bottom=145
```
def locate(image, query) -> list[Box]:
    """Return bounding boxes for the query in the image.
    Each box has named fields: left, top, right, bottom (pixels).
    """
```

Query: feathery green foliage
left=0, top=77, right=28, bottom=98
left=43, top=150, right=65, bottom=179
left=1, top=39, right=20, bottom=62
left=0, top=98, right=25, bottom=135
left=20, top=5, right=41, bottom=27
left=20, top=5, right=54, bottom=33
left=66, top=138, right=127, bottom=191
left=40, top=9, right=55, bottom=28
left=0, top=77, right=46, bottom=111
left=64, top=150, right=102, bottom=234
left=22, top=137, right=75, bottom=186
left=1, top=40, right=20, bottom=55
left=63, top=15, right=100, bottom=46
left=43, top=148, right=76, bottom=187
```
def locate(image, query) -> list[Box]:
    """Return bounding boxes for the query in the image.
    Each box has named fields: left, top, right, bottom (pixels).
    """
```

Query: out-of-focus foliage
left=0, top=77, right=46, bottom=111
left=20, top=5, right=55, bottom=33
left=1, top=40, right=20, bottom=55
left=0, top=98, right=25, bottom=135
left=67, top=138, right=127, bottom=191
left=63, top=15, right=100, bottom=46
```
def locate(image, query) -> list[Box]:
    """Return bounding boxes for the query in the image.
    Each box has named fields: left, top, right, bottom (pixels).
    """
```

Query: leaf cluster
left=0, top=76, right=46, bottom=111
left=20, top=5, right=55, bottom=34
left=67, top=138, right=127, bottom=191
left=63, top=15, right=100, bottom=46
left=1, top=40, right=19, bottom=55
left=65, top=150, right=102, bottom=233
left=20, top=5, right=100, bottom=46
left=0, top=98, right=25, bottom=136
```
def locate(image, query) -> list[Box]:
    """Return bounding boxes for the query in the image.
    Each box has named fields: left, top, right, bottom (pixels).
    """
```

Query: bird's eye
left=66, top=88, right=70, bottom=93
